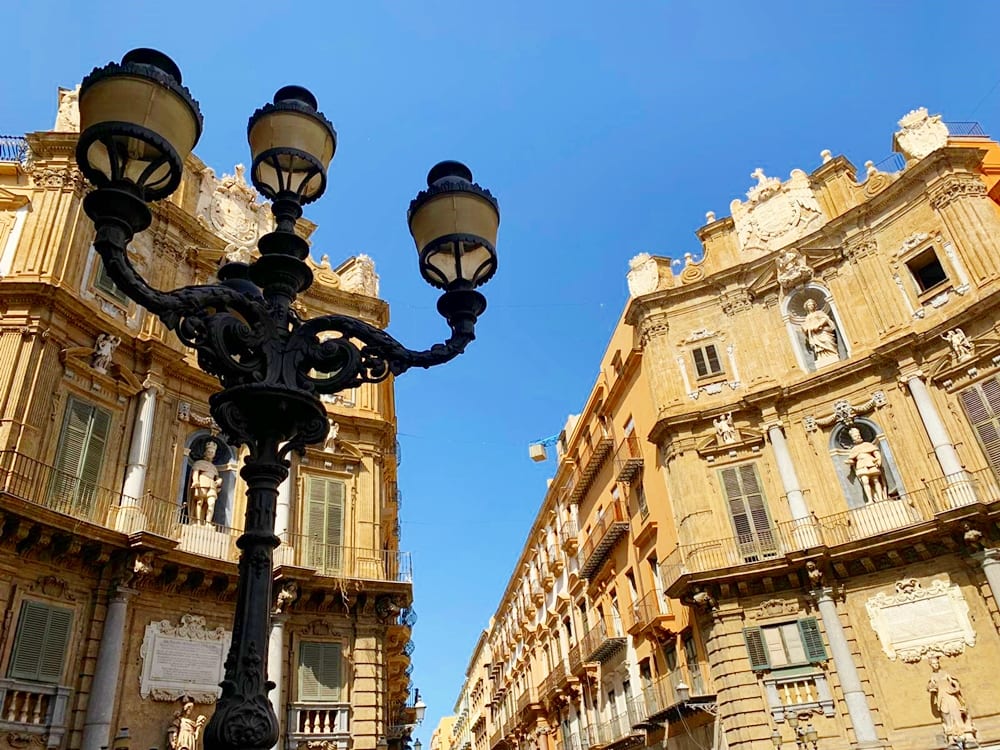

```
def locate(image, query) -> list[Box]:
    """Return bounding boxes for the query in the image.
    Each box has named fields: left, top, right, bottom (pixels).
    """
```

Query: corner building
left=449, top=109, right=1000, bottom=750
left=0, top=93, right=417, bottom=750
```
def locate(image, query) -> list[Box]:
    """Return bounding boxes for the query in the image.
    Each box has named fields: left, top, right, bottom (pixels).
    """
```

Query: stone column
left=268, top=613, right=288, bottom=750
left=973, top=548, right=1000, bottom=608
left=930, top=172, right=1000, bottom=283
left=813, top=588, right=879, bottom=746
left=117, top=380, right=161, bottom=532
left=81, top=586, right=137, bottom=750
left=902, top=371, right=973, bottom=507
left=765, top=420, right=819, bottom=548
left=274, top=455, right=295, bottom=565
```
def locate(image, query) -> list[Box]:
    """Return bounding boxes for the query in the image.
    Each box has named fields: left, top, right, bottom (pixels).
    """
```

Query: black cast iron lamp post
left=75, top=48, right=499, bottom=750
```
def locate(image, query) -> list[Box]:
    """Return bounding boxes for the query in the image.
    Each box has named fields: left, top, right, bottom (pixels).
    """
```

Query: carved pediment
left=0, top=187, right=29, bottom=210
left=695, top=427, right=764, bottom=461
left=59, top=344, right=143, bottom=396
left=927, top=329, right=1000, bottom=390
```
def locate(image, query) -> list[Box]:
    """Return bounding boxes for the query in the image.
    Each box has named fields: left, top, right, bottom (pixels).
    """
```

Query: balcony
left=0, top=679, right=72, bottom=749
left=580, top=500, right=629, bottom=579
left=0, top=136, right=28, bottom=164
left=640, top=663, right=712, bottom=725
left=570, top=426, right=615, bottom=503
left=287, top=703, right=349, bottom=750
left=516, top=686, right=537, bottom=714
left=624, top=590, right=671, bottom=637
left=579, top=618, right=626, bottom=663
left=589, top=704, right=644, bottom=750
left=613, top=436, right=644, bottom=484
left=561, top=518, right=580, bottom=555
left=660, top=468, right=1000, bottom=596
left=567, top=641, right=585, bottom=674
left=539, top=662, right=567, bottom=699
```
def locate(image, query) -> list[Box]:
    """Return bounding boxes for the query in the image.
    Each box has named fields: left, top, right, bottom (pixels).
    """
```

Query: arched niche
left=782, top=284, right=849, bottom=373
left=177, top=431, right=238, bottom=527
left=828, top=419, right=904, bottom=508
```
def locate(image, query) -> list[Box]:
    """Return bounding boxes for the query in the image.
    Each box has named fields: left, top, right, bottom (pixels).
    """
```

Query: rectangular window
left=8, top=600, right=73, bottom=683
left=682, top=632, right=704, bottom=695
left=304, top=476, right=346, bottom=574
left=719, top=464, right=777, bottom=562
left=907, top=248, right=948, bottom=293
left=50, top=397, right=112, bottom=514
left=743, top=618, right=827, bottom=671
left=298, top=641, right=342, bottom=702
left=691, top=344, right=724, bottom=379
left=94, top=258, right=130, bottom=305
left=959, top=377, right=1000, bottom=477
left=635, top=483, right=648, bottom=519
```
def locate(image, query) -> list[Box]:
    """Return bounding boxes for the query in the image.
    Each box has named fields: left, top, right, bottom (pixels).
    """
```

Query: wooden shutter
left=959, top=378, right=1000, bottom=476
left=298, top=641, right=342, bottom=702
left=304, top=477, right=345, bottom=574
left=10, top=600, right=73, bottom=683
left=52, top=399, right=111, bottom=512
left=692, top=348, right=708, bottom=378
left=720, top=464, right=776, bottom=560
left=705, top=345, right=722, bottom=375
left=742, top=626, right=770, bottom=671
left=797, top=618, right=827, bottom=663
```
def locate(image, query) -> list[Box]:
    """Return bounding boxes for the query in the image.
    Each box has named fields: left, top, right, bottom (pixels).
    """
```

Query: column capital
left=270, top=613, right=290, bottom=626
left=897, top=368, right=925, bottom=386
left=110, top=585, right=138, bottom=603
left=141, top=375, right=165, bottom=394
left=764, top=419, right=785, bottom=436
left=973, top=547, right=1000, bottom=568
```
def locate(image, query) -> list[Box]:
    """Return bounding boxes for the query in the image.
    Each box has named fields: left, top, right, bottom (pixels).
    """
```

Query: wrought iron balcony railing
left=624, top=590, right=671, bottom=636
left=0, top=135, right=28, bottom=164
left=570, top=425, right=615, bottom=503
left=613, top=435, right=643, bottom=484
left=580, top=499, right=629, bottom=579
left=579, top=618, right=626, bottom=664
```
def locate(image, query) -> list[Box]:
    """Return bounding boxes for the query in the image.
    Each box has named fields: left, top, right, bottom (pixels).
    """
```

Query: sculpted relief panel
left=731, top=168, right=824, bottom=256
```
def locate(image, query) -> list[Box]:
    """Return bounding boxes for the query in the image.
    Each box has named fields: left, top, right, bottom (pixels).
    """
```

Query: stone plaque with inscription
left=140, top=614, right=231, bottom=703
left=865, top=578, right=975, bottom=663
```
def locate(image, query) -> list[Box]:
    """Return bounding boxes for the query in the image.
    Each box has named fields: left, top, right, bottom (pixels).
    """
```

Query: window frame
left=690, top=343, right=725, bottom=381
left=905, top=246, right=949, bottom=296
left=8, top=599, right=74, bottom=684
left=297, top=640, right=344, bottom=703
left=743, top=618, right=827, bottom=672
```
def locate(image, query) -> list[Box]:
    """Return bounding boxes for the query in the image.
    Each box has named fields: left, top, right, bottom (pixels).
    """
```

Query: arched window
left=177, top=431, right=237, bottom=526
left=828, top=420, right=904, bottom=508
left=783, top=285, right=848, bottom=373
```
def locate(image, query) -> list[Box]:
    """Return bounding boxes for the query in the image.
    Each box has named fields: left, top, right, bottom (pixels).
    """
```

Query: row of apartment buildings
left=436, top=109, right=1000, bottom=750
left=0, top=91, right=421, bottom=750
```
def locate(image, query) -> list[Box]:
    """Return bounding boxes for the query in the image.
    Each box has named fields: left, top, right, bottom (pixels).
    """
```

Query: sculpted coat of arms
left=730, top=168, right=824, bottom=256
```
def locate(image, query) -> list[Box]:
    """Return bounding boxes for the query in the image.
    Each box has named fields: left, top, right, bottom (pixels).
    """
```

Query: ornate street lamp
left=76, top=48, right=499, bottom=750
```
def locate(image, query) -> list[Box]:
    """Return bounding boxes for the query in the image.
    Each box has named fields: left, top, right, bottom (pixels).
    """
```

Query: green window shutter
left=742, top=626, right=770, bottom=671
left=797, top=617, right=827, bottom=664
left=298, top=642, right=342, bottom=702
left=304, top=476, right=345, bottom=574
left=51, top=399, right=111, bottom=512
left=9, top=601, right=73, bottom=683
left=959, top=378, right=1000, bottom=476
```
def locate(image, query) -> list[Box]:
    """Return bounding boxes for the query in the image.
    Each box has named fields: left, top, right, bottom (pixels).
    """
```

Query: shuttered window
left=692, top=345, right=724, bottom=379
left=959, top=378, right=1000, bottom=477
left=8, top=600, right=73, bottom=683
left=304, top=476, right=345, bottom=575
left=49, top=398, right=112, bottom=514
left=298, top=641, right=342, bottom=702
left=94, top=258, right=129, bottom=305
left=743, top=618, right=826, bottom=672
left=719, top=464, right=777, bottom=562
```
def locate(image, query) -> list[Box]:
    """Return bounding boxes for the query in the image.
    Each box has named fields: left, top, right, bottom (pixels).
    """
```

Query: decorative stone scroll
left=140, top=615, right=231, bottom=703
left=865, top=578, right=975, bottom=663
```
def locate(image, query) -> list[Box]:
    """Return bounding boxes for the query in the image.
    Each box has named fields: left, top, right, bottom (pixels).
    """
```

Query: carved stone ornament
left=627, top=252, right=660, bottom=297
left=929, top=174, right=988, bottom=211
left=339, top=254, right=380, bottom=297
left=54, top=85, right=81, bottom=132
left=893, top=107, right=948, bottom=161
left=746, top=598, right=799, bottom=620
left=865, top=578, right=975, bottom=662
left=91, top=332, right=121, bottom=374
left=194, top=164, right=272, bottom=249
left=807, top=391, right=885, bottom=431
left=140, top=615, right=232, bottom=702
left=177, top=401, right=220, bottom=431
left=6, top=733, right=46, bottom=749
left=776, top=248, right=813, bottom=291
left=638, top=311, right=669, bottom=345
left=731, top=168, right=824, bottom=255
left=28, top=575, right=76, bottom=601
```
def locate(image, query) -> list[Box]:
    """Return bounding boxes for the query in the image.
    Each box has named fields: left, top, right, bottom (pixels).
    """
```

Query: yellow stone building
left=0, top=93, right=417, bottom=750
left=445, top=109, right=1000, bottom=750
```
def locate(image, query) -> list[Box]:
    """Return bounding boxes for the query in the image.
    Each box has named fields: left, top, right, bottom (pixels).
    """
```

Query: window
left=635, top=483, right=648, bottom=519
left=8, top=600, right=73, bottom=683
left=907, top=248, right=948, bottom=293
left=743, top=618, right=826, bottom=671
left=94, top=258, right=130, bottom=305
left=50, top=397, right=112, bottom=513
left=304, top=476, right=345, bottom=574
left=691, top=344, right=724, bottom=379
left=682, top=633, right=704, bottom=695
left=298, top=641, right=342, bottom=701
left=959, top=377, right=1000, bottom=477
left=611, top=351, right=624, bottom=378
left=719, top=464, right=777, bottom=562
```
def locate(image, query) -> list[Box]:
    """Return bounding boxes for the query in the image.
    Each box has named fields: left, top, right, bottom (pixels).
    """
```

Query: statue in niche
left=942, top=328, right=974, bottom=362
left=188, top=439, right=223, bottom=525
left=167, top=698, right=206, bottom=750
left=845, top=427, right=887, bottom=503
left=926, top=656, right=976, bottom=746
left=91, top=333, right=121, bottom=374
left=798, top=298, right=840, bottom=368
left=713, top=412, right=737, bottom=444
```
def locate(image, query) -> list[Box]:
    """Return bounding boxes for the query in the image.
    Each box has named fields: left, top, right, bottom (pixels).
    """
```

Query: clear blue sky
left=5, top=0, right=1000, bottom=737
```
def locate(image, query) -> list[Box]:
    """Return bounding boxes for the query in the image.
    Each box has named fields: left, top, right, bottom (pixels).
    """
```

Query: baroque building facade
left=443, top=109, right=1000, bottom=750
left=0, top=91, right=418, bottom=750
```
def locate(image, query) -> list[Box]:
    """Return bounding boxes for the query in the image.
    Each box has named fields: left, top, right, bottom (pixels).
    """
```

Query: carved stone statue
left=91, top=333, right=121, bottom=374
left=926, top=656, right=976, bottom=745
left=274, top=581, right=298, bottom=614
left=776, top=249, right=813, bottom=290
left=943, top=328, right=974, bottom=362
left=54, top=86, right=80, bottom=132
left=188, top=441, right=223, bottom=525
left=167, top=699, right=206, bottom=750
left=845, top=427, right=887, bottom=503
left=798, top=299, right=839, bottom=367
left=806, top=561, right=824, bottom=588
left=713, top=412, right=737, bottom=444
left=324, top=419, right=339, bottom=453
